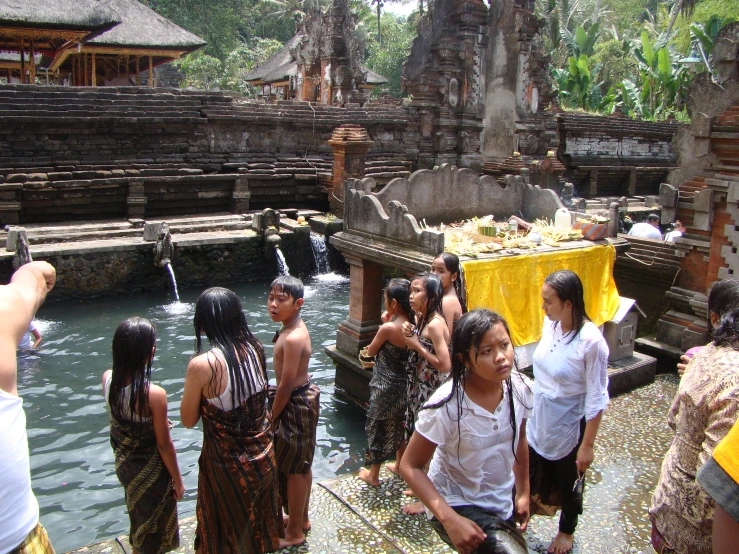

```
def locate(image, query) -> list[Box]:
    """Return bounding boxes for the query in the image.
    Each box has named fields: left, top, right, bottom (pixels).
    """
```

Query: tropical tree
left=665, top=0, right=698, bottom=35
left=551, top=53, right=616, bottom=112
left=364, top=13, right=415, bottom=97
left=619, top=31, right=688, bottom=119
left=177, top=51, right=223, bottom=90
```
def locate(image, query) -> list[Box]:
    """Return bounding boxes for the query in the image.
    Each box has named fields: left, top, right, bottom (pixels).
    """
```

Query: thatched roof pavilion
left=0, top=0, right=204, bottom=86
left=48, top=0, right=206, bottom=86
left=0, top=0, right=121, bottom=83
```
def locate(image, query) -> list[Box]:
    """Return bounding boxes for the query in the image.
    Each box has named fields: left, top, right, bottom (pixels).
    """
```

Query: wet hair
left=411, top=272, right=444, bottom=335
left=646, top=214, right=660, bottom=224
left=433, top=252, right=468, bottom=313
left=423, top=309, right=531, bottom=462
left=708, top=279, right=739, bottom=348
left=269, top=275, right=304, bottom=301
left=544, top=270, right=591, bottom=344
left=194, top=287, right=268, bottom=409
left=109, top=317, right=157, bottom=426
left=385, top=278, right=414, bottom=324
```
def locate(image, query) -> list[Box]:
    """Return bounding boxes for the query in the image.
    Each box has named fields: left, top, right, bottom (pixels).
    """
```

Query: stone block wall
left=0, top=230, right=316, bottom=301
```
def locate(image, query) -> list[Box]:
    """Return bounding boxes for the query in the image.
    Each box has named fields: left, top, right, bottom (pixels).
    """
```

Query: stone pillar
left=127, top=177, right=146, bottom=218
left=336, top=256, right=383, bottom=356
left=328, top=125, right=373, bottom=218
left=230, top=174, right=250, bottom=213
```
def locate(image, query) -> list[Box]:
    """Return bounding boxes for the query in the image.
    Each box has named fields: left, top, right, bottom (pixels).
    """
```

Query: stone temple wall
left=0, top=85, right=412, bottom=223
left=0, top=228, right=315, bottom=301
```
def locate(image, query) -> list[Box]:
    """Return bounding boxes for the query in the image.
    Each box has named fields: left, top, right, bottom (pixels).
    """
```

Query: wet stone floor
left=70, top=375, right=679, bottom=554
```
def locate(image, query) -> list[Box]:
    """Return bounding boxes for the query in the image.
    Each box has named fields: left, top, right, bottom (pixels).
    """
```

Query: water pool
left=18, top=274, right=367, bottom=552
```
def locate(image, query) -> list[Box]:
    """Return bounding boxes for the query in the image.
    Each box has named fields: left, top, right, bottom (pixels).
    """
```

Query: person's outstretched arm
left=31, top=327, right=42, bottom=349
left=400, top=432, right=486, bottom=552
left=0, top=262, right=55, bottom=395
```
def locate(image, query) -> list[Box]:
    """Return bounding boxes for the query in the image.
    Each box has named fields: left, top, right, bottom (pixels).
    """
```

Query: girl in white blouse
left=527, top=270, right=609, bottom=554
left=400, top=309, right=532, bottom=554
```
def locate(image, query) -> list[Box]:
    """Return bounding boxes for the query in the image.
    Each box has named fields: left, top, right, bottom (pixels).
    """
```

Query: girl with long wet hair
left=359, top=278, right=414, bottom=487
left=401, top=272, right=452, bottom=514
left=180, top=287, right=280, bottom=554
left=400, top=309, right=532, bottom=554
left=527, top=270, right=609, bottom=554
left=103, top=317, right=183, bottom=554
left=430, top=252, right=466, bottom=331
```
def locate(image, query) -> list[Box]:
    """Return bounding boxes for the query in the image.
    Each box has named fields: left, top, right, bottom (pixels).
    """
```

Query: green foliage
left=618, top=31, right=689, bottom=119
left=177, top=51, right=223, bottom=90
left=364, top=13, right=414, bottom=97
left=592, top=38, right=638, bottom=91
left=672, top=0, right=739, bottom=53
left=551, top=54, right=616, bottom=112
left=178, top=38, right=283, bottom=94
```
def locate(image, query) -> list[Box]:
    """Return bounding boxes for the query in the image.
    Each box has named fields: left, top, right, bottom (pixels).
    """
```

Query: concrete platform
left=67, top=375, right=680, bottom=554
left=607, top=351, right=657, bottom=396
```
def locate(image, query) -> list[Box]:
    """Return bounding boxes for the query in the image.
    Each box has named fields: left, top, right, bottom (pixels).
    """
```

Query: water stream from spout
left=275, top=246, right=290, bottom=276
left=309, top=232, right=330, bottom=274
left=165, top=262, right=180, bottom=302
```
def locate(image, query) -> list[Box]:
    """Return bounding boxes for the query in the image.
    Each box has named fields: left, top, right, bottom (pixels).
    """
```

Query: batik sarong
left=269, top=381, right=320, bottom=513
left=8, top=524, right=55, bottom=554
left=110, top=415, right=179, bottom=554
left=405, top=335, right=447, bottom=439
left=365, top=341, right=408, bottom=466
left=195, top=390, right=280, bottom=554
left=269, top=381, right=320, bottom=475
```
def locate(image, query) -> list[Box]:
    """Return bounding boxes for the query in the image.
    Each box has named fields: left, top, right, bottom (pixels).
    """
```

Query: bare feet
left=548, top=531, right=574, bottom=554
left=282, top=515, right=311, bottom=532
left=401, top=500, right=426, bottom=515
left=385, top=463, right=399, bottom=475
left=402, top=489, right=416, bottom=497
left=358, top=468, right=381, bottom=487
left=278, top=533, right=306, bottom=550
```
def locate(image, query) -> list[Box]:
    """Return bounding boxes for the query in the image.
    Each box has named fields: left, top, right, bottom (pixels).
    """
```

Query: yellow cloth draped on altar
left=461, top=245, right=620, bottom=346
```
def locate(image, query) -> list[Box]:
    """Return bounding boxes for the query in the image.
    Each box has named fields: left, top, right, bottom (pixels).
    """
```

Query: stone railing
left=341, top=164, right=565, bottom=256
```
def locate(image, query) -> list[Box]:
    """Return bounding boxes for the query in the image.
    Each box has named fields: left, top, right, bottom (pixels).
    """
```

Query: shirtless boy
left=267, top=276, right=320, bottom=549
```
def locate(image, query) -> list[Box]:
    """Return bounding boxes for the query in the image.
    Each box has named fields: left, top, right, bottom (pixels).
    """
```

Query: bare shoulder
left=148, top=383, right=168, bottom=407
left=186, top=352, right=215, bottom=382
left=101, top=369, right=112, bottom=389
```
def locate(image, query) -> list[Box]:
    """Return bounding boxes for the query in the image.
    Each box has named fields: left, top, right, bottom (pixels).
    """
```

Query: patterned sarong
left=365, top=342, right=407, bottom=466
left=195, top=390, right=280, bottom=554
left=110, top=415, right=179, bottom=554
left=8, top=524, right=55, bottom=554
left=269, top=382, right=320, bottom=474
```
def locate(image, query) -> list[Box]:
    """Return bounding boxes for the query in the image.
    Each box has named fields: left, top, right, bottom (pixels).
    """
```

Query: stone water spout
left=11, top=230, right=32, bottom=270
left=153, top=223, right=174, bottom=268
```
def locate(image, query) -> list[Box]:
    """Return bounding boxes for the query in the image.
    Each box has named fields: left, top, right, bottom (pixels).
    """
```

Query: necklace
left=272, top=313, right=301, bottom=344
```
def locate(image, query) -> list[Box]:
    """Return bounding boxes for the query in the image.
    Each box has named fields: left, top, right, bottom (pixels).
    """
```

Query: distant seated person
left=628, top=213, right=662, bottom=240
left=18, top=320, right=42, bottom=351
left=664, top=220, right=685, bottom=242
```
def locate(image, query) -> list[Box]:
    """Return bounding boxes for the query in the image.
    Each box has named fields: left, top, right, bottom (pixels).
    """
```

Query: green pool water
left=18, top=274, right=367, bottom=552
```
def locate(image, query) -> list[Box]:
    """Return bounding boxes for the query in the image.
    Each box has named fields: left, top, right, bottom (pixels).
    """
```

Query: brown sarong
left=269, top=381, right=320, bottom=475
left=195, top=390, right=280, bottom=554
left=110, top=415, right=179, bottom=554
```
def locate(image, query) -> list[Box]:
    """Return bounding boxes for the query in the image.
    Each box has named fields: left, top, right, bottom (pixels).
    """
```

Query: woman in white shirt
left=527, top=270, right=609, bottom=554
left=400, top=309, right=532, bottom=554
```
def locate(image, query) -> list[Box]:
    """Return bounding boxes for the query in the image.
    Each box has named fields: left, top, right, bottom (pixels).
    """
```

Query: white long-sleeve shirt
left=527, top=317, right=609, bottom=460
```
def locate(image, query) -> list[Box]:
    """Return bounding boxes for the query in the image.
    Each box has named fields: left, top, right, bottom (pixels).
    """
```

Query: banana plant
left=551, top=54, right=615, bottom=112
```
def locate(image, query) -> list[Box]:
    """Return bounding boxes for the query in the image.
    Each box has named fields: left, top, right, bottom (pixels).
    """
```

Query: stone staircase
left=0, top=85, right=414, bottom=217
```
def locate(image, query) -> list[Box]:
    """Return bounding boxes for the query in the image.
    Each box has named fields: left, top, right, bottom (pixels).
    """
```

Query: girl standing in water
left=402, top=272, right=451, bottom=514
left=103, top=317, right=183, bottom=554
left=359, top=278, right=413, bottom=487
left=400, top=309, right=532, bottom=554
left=181, top=287, right=280, bottom=554
left=430, top=252, right=465, bottom=331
